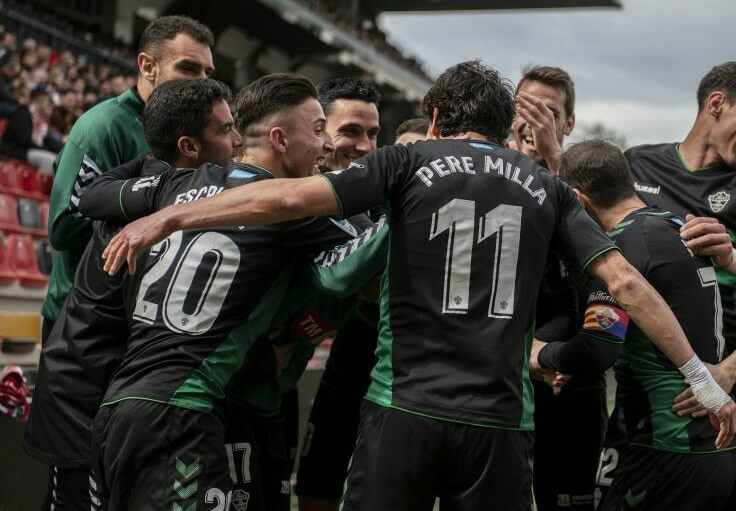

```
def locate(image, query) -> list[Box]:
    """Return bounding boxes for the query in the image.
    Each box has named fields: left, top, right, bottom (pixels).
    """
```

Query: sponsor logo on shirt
left=708, top=190, right=731, bottom=213
left=131, top=174, right=161, bottom=192
left=633, top=181, right=660, bottom=195
left=228, top=168, right=257, bottom=179
left=348, top=161, right=365, bottom=169
left=291, top=310, right=335, bottom=345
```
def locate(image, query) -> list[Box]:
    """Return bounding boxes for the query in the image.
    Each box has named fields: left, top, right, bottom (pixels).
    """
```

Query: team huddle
left=21, top=14, right=736, bottom=511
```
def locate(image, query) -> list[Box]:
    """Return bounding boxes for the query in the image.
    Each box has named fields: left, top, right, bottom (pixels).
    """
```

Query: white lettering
left=431, top=158, right=451, bottom=177
left=416, top=167, right=434, bottom=187
left=461, top=156, right=475, bottom=174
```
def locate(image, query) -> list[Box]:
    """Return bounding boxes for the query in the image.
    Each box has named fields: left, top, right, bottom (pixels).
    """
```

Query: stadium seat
left=17, top=198, right=44, bottom=235
left=19, top=166, right=43, bottom=199
left=0, top=118, right=7, bottom=139
left=0, top=194, right=20, bottom=233
left=7, top=234, right=48, bottom=287
left=38, top=172, right=53, bottom=197
left=34, top=239, right=52, bottom=275
left=39, top=201, right=49, bottom=232
left=0, top=233, right=16, bottom=285
left=0, top=162, right=23, bottom=195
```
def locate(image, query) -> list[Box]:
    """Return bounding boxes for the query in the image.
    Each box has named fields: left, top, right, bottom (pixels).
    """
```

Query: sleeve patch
left=69, top=154, right=102, bottom=216
left=583, top=305, right=629, bottom=341
left=290, top=310, right=335, bottom=345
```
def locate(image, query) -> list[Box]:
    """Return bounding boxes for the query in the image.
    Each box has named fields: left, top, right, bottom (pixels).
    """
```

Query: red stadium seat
left=0, top=118, right=7, bottom=140
left=7, top=234, right=48, bottom=287
left=38, top=172, right=53, bottom=197
left=19, top=166, right=44, bottom=199
left=0, top=194, right=20, bottom=233
left=0, top=233, right=16, bottom=285
left=0, top=162, right=23, bottom=195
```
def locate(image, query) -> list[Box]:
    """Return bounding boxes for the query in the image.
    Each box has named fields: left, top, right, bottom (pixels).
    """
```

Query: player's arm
left=533, top=287, right=626, bottom=376
left=102, top=145, right=410, bottom=274
left=76, top=155, right=150, bottom=222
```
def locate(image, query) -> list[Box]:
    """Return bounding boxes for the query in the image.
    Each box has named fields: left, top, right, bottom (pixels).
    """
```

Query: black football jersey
left=627, top=143, right=736, bottom=353
left=322, top=139, right=616, bottom=429
left=602, top=207, right=726, bottom=452
left=96, top=163, right=355, bottom=413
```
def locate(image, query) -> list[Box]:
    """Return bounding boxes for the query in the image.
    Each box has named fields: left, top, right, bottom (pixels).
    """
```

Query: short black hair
left=317, top=77, right=381, bottom=115
left=559, top=139, right=635, bottom=208
left=697, top=62, right=736, bottom=111
left=143, top=78, right=231, bottom=163
left=517, top=65, right=576, bottom=117
left=29, top=87, right=49, bottom=103
left=396, top=117, right=429, bottom=138
left=138, top=15, right=214, bottom=58
left=233, top=73, right=317, bottom=135
left=422, top=60, right=515, bottom=143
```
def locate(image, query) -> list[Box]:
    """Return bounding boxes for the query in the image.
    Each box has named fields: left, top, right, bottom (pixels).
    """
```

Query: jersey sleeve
left=320, top=144, right=412, bottom=217
left=78, top=168, right=167, bottom=223
left=552, top=179, right=619, bottom=269
left=307, top=217, right=389, bottom=297
left=538, top=284, right=628, bottom=374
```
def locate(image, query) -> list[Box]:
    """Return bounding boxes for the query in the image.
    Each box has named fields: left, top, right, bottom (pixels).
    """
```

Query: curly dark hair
left=422, top=60, right=515, bottom=143
left=697, top=62, right=736, bottom=111
left=233, top=73, right=317, bottom=135
left=317, top=77, right=381, bottom=115
left=144, top=78, right=231, bottom=163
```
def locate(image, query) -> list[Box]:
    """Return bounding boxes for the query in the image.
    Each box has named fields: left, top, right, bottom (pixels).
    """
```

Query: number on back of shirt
left=132, top=230, right=241, bottom=334
left=429, top=199, right=521, bottom=318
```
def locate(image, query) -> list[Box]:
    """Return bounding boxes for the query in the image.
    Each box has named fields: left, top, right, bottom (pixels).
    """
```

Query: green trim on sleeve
left=582, top=246, right=620, bottom=270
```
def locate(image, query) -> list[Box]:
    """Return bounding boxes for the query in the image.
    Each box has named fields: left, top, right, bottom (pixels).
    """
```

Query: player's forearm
left=164, top=175, right=340, bottom=232
left=591, top=252, right=695, bottom=366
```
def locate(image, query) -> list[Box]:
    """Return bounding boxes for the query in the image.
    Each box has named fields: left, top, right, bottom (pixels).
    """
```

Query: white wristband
left=679, top=355, right=731, bottom=415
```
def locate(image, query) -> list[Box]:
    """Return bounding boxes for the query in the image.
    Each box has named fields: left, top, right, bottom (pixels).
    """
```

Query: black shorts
left=92, top=399, right=231, bottom=511
left=296, top=309, right=377, bottom=499
left=342, top=401, right=533, bottom=511
left=533, top=380, right=607, bottom=510
left=226, top=405, right=291, bottom=511
left=598, top=444, right=736, bottom=511
left=42, top=466, right=101, bottom=511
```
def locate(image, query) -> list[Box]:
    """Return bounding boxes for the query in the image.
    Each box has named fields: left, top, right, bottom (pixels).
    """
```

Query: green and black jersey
left=77, top=162, right=385, bottom=414
left=627, top=143, right=736, bottom=353
left=321, top=139, right=617, bottom=429
left=43, top=88, right=147, bottom=323
left=601, top=207, right=726, bottom=453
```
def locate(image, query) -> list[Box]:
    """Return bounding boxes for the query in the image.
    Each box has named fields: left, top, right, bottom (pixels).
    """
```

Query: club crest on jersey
left=329, top=218, right=359, bottom=237
left=595, top=307, right=619, bottom=329
left=231, top=489, right=250, bottom=511
left=708, top=191, right=730, bottom=213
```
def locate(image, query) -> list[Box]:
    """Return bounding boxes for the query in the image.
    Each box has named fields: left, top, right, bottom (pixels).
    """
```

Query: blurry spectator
left=47, top=105, right=74, bottom=147
left=394, top=117, right=428, bottom=145
left=0, top=87, right=58, bottom=171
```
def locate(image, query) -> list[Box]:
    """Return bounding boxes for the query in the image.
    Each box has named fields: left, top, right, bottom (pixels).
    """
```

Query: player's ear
left=429, top=108, right=441, bottom=139
left=138, top=52, right=157, bottom=85
left=572, top=187, right=586, bottom=205
left=708, top=91, right=725, bottom=119
left=177, top=136, right=199, bottom=161
left=563, top=112, right=575, bottom=136
left=269, top=127, right=287, bottom=153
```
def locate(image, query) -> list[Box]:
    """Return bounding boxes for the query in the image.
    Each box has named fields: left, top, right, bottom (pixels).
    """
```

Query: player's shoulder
left=67, top=93, right=142, bottom=146
left=624, top=143, right=676, bottom=166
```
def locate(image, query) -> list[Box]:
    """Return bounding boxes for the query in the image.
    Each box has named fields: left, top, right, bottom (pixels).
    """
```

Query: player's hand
left=680, top=214, right=733, bottom=267
left=515, top=91, right=563, bottom=172
left=529, top=339, right=570, bottom=394
left=102, top=207, right=176, bottom=275
left=673, top=362, right=736, bottom=418
left=712, top=399, right=736, bottom=449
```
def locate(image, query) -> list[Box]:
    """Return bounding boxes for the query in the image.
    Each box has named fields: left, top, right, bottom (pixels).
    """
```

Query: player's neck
left=597, top=196, right=646, bottom=231
left=441, top=131, right=492, bottom=143
left=237, top=153, right=283, bottom=178
left=680, top=120, right=723, bottom=170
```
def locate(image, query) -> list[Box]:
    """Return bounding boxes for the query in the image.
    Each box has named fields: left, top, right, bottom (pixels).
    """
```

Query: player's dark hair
left=517, top=65, right=576, bottom=117
left=422, top=60, right=515, bottom=143
left=560, top=139, right=635, bottom=208
left=138, top=15, right=214, bottom=58
left=144, top=78, right=231, bottom=163
left=316, top=77, right=381, bottom=115
left=396, top=117, right=429, bottom=138
left=233, top=73, right=317, bottom=135
left=697, top=62, right=736, bottom=111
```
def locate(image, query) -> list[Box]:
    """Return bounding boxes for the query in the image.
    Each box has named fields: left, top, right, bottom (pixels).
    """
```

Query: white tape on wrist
left=679, top=355, right=731, bottom=414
